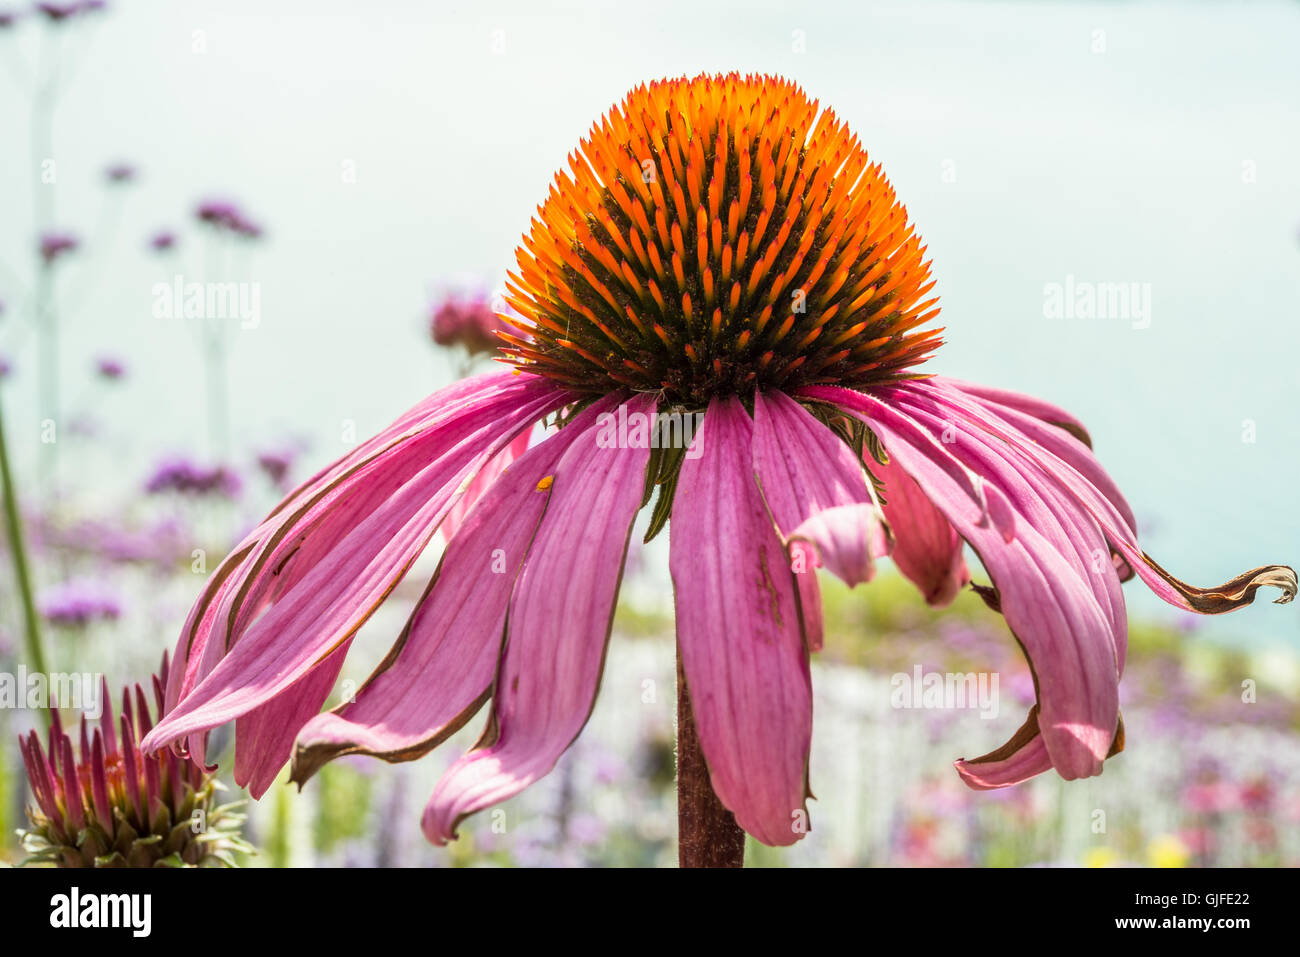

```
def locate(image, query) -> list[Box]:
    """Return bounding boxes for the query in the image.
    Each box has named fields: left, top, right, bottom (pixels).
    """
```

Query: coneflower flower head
left=501, top=75, right=940, bottom=404
left=18, top=656, right=249, bottom=867
left=141, top=73, right=1295, bottom=851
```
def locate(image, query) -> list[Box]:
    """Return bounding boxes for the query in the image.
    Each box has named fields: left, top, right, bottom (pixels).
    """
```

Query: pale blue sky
left=0, top=0, right=1296, bottom=644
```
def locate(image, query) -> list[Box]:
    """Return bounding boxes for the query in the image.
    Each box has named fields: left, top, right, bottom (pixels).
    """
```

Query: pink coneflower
left=142, top=74, right=1295, bottom=854
left=17, top=659, right=248, bottom=867
left=38, top=231, right=79, bottom=265
left=429, top=291, right=510, bottom=357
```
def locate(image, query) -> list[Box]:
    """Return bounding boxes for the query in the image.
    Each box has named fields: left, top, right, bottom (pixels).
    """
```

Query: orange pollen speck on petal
left=536, top=475, right=554, bottom=491
left=499, top=72, right=943, bottom=404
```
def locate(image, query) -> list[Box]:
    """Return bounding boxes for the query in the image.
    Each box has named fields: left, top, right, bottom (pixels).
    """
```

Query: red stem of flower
left=676, top=652, right=745, bottom=868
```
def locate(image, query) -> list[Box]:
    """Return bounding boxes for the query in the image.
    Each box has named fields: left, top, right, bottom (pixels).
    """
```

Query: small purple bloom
left=0, top=355, right=10, bottom=378
left=35, top=2, right=80, bottom=22
left=256, top=447, right=297, bottom=486
left=39, top=231, right=79, bottom=265
left=148, top=229, right=177, bottom=252
left=95, top=356, right=125, bottom=380
left=103, top=161, right=136, bottom=184
left=195, top=198, right=264, bottom=240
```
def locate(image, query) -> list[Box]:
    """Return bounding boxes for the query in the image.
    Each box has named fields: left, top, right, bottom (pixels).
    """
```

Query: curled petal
left=956, top=709, right=1126, bottom=790
left=872, top=454, right=969, bottom=607
left=788, top=504, right=891, bottom=587
left=1139, top=555, right=1296, bottom=612
left=752, top=390, right=887, bottom=651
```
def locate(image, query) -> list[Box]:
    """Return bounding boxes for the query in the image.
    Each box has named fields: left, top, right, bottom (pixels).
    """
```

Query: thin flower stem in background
left=676, top=652, right=745, bottom=868
left=34, top=267, right=58, bottom=488
left=0, top=385, right=49, bottom=678
left=202, top=234, right=231, bottom=462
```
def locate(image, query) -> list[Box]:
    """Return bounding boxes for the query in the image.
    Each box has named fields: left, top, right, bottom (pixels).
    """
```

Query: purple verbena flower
left=37, top=579, right=122, bottom=628
left=39, top=231, right=79, bottom=265
left=95, top=356, right=125, bottom=380
left=148, top=229, right=177, bottom=252
left=145, top=457, right=242, bottom=498
left=103, top=161, right=136, bottom=184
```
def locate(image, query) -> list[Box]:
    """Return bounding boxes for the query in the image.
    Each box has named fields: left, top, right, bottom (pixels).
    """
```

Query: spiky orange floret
left=500, top=72, right=943, bottom=404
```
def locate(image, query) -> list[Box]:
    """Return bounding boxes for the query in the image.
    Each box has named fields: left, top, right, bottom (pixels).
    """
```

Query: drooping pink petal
left=955, top=710, right=1126, bottom=790
left=803, top=385, right=1119, bottom=781
left=888, top=387, right=1129, bottom=673
left=889, top=387, right=1133, bottom=781
left=751, top=390, right=886, bottom=652
left=290, top=396, right=621, bottom=785
left=786, top=505, right=891, bottom=589
left=422, top=394, right=654, bottom=844
left=233, top=640, right=351, bottom=799
left=670, top=396, right=812, bottom=847
left=164, top=372, right=534, bottom=720
left=906, top=379, right=1295, bottom=616
left=870, top=453, right=970, bottom=607
left=938, top=377, right=1095, bottom=447
left=440, top=430, right=532, bottom=544
left=953, top=709, right=1053, bottom=789
left=142, top=380, right=570, bottom=756
left=936, top=376, right=1137, bottom=538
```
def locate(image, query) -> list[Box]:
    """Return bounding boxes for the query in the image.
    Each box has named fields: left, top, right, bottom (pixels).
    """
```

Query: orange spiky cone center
left=500, top=72, right=943, bottom=404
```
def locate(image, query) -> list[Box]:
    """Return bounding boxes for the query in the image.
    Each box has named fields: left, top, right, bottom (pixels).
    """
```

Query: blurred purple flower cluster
left=144, top=458, right=242, bottom=498
left=38, top=231, right=79, bottom=266
left=195, top=198, right=264, bottom=240
left=37, top=578, right=121, bottom=628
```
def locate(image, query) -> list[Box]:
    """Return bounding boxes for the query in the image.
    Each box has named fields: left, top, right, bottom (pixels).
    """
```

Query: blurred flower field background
left=2, top=1, right=1298, bottom=867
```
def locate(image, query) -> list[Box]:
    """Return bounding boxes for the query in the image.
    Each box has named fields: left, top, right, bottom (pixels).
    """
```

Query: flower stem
left=0, top=387, right=48, bottom=677
left=676, top=652, right=745, bottom=868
